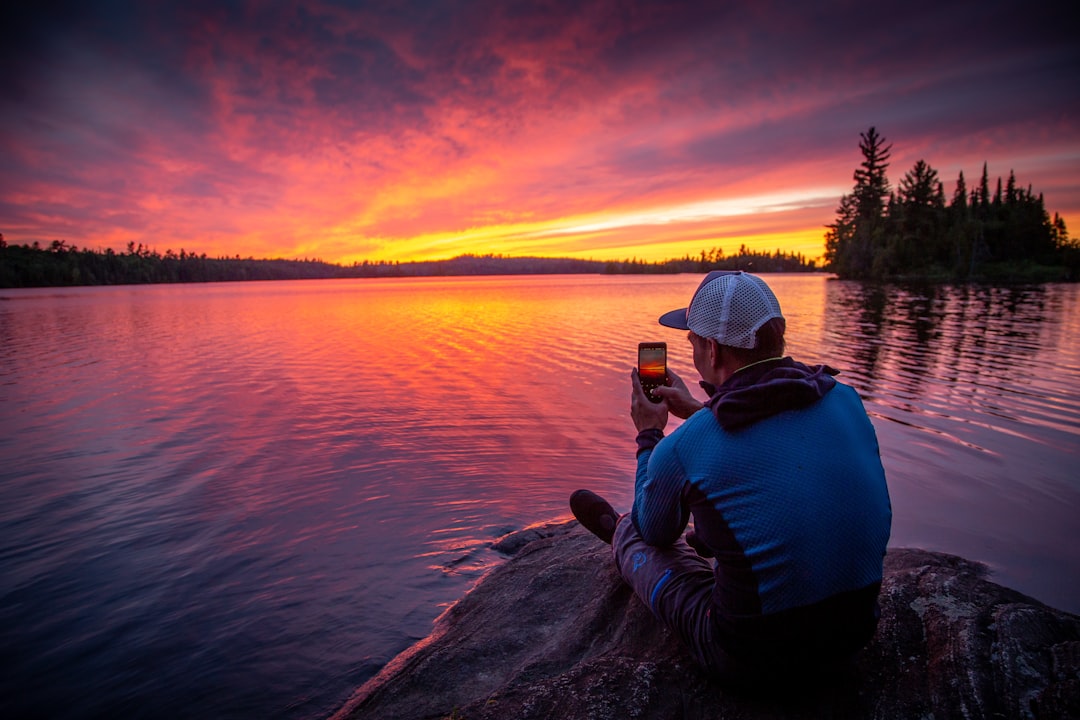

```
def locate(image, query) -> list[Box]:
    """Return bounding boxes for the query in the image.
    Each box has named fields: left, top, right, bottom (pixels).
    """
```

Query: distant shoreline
left=2, top=241, right=1075, bottom=288
left=0, top=244, right=819, bottom=288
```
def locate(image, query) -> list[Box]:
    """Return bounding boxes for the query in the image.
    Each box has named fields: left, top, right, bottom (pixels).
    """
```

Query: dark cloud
left=9, top=0, right=1074, bottom=137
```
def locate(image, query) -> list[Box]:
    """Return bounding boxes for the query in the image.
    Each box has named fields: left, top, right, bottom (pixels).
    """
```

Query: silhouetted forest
left=825, top=127, right=1077, bottom=282
left=0, top=236, right=818, bottom=288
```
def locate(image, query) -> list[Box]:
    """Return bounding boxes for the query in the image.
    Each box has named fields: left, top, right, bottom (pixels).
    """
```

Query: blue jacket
left=633, top=358, right=892, bottom=659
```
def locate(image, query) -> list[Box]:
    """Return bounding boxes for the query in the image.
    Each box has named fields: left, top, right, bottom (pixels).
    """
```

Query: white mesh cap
left=657, top=271, right=784, bottom=349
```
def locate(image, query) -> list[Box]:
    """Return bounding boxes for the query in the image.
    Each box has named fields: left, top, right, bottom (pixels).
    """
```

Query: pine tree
left=891, top=159, right=945, bottom=272
left=977, top=163, right=991, bottom=213
left=824, top=193, right=857, bottom=274
left=951, top=171, right=968, bottom=213
left=947, top=171, right=978, bottom=276
left=827, top=127, right=892, bottom=278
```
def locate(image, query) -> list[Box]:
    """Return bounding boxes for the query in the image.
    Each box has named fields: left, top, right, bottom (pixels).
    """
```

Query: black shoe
left=569, top=489, right=619, bottom=544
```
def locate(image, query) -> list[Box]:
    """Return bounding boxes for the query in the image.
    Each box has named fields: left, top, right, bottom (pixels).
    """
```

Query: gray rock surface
left=332, top=521, right=1080, bottom=720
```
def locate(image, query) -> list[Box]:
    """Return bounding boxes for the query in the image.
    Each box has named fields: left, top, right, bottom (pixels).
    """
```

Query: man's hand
left=653, top=368, right=705, bottom=419
left=631, top=368, right=669, bottom=433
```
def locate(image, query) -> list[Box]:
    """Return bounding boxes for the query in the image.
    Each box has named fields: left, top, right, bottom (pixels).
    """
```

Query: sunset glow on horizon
left=3, top=1, right=1078, bottom=265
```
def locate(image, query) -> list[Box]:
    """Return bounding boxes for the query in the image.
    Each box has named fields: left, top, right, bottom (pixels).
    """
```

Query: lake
left=1, top=274, right=1078, bottom=719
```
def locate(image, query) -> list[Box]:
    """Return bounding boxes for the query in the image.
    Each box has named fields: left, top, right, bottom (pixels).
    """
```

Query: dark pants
left=612, top=515, right=870, bottom=688
left=612, top=515, right=740, bottom=680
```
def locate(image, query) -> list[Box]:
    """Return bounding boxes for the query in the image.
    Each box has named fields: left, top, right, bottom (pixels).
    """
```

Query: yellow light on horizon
left=533, top=188, right=842, bottom=238
left=336, top=188, right=841, bottom=265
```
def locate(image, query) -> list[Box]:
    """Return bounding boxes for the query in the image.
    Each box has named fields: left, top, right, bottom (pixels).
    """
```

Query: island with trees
left=825, top=127, right=1076, bottom=282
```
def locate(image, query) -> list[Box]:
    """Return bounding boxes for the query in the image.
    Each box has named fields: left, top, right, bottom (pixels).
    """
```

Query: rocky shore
left=331, top=521, right=1079, bottom=720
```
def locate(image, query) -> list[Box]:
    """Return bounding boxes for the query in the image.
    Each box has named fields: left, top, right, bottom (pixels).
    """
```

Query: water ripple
left=1, top=276, right=1078, bottom=720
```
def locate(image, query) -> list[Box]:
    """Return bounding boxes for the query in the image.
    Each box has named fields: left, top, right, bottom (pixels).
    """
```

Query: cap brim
left=658, top=307, right=690, bottom=330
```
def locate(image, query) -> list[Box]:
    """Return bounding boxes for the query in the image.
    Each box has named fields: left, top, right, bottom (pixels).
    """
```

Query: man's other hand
left=653, top=368, right=705, bottom=419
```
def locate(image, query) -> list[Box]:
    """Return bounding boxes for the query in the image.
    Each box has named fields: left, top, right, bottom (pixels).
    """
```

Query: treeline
left=0, top=240, right=347, bottom=287
left=601, top=245, right=818, bottom=274
left=825, top=127, right=1077, bottom=282
left=350, top=246, right=817, bottom=276
left=348, top=253, right=606, bottom=276
left=0, top=238, right=819, bottom=289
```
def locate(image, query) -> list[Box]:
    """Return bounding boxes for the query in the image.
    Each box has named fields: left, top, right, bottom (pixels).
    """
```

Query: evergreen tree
left=889, top=159, right=945, bottom=273
left=975, top=162, right=991, bottom=218
left=850, top=127, right=892, bottom=278
left=951, top=171, right=968, bottom=213
left=824, top=193, right=856, bottom=273
left=947, top=171, right=979, bottom=276
left=825, top=127, right=891, bottom=278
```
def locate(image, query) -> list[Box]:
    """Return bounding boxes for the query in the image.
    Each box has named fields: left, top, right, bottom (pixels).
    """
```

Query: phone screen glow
left=639, top=346, right=666, bottom=383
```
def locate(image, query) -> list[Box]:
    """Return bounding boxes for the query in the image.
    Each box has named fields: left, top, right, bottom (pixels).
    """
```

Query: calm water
left=2, top=274, right=1078, bottom=719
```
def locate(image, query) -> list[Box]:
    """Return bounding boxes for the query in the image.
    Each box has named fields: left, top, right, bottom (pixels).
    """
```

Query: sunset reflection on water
left=1, top=274, right=1077, bottom=719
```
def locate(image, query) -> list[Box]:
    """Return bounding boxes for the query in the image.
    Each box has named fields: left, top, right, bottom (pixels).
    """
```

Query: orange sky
left=3, top=1, right=1078, bottom=265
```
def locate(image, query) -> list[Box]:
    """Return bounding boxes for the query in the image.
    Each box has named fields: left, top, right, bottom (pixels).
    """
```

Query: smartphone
left=638, top=342, right=667, bottom=403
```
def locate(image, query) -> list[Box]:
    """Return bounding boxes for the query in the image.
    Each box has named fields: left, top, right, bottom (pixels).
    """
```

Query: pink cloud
left=3, top=1, right=1077, bottom=262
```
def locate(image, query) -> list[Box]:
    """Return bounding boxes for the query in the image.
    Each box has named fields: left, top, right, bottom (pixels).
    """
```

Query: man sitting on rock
left=570, top=270, right=892, bottom=685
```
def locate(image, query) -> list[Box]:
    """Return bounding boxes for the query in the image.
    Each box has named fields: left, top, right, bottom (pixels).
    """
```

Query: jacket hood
left=704, top=357, right=839, bottom=431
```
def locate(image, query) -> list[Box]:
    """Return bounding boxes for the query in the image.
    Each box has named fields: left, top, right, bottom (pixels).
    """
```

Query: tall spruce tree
left=846, top=127, right=889, bottom=278
left=890, top=159, right=945, bottom=272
